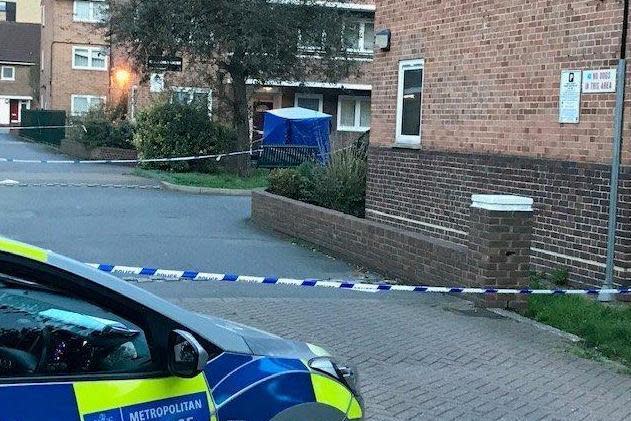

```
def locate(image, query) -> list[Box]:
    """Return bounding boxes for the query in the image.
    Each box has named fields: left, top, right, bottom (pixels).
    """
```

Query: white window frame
left=41, top=4, right=45, bottom=26
left=72, top=46, right=108, bottom=71
left=346, top=20, right=374, bottom=55
left=170, top=86, right=213, bottom=116
left=294, top=93, right=323, bottom=112
left=71, top=94, right=106, bottom=116
left=396, top=59, right=424, bottom=145
left=337, top=95, right=370, bottom=132
left=298, top=18, right=374, bottom=58
left=1, top=65, right=15, bottom=81
left=72, top=0, right=105, bottom=23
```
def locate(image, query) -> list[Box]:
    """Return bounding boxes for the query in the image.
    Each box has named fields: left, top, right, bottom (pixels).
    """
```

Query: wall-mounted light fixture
left=375, top=29, right=391, bottom=51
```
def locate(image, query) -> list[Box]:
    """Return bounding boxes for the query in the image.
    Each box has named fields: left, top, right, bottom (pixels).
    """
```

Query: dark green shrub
left=267, top=142, right=367, bottom=218
left=549, top=268, right=569, bottom=287
left=133, top=101, right=236, bottom=172
left=268, top=168, right=302, bottom=199
left=69, top=107, right=135, bottom=149
left=303, top=146, right=367, bottom=217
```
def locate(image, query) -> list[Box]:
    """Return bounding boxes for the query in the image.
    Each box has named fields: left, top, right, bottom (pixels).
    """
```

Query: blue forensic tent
left=262, top=107, right=332, bottom=162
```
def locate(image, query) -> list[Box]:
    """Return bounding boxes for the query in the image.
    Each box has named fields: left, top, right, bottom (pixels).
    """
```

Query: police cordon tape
left=0, top=124, right=84, bottom=131
left=88, top=263, right=631, bottom=295
left=0, top=149, right=260, bottom=164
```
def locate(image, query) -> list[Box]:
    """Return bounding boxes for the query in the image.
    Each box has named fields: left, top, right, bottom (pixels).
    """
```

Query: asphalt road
left=2, top=132, right=631, bottom=420
left=0, top=131, right=155, bottom=185
left=0, top=133, right=368, bottom=279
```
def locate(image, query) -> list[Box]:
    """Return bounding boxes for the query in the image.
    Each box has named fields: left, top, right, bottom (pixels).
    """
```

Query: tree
left=106, top=0, right=361, bottom=174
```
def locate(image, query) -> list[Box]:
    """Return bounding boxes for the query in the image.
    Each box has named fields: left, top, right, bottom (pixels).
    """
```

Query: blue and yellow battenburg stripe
left=0, top=354, right=361, bottom=421
left=74, top=374, right=216, bottom=421
left=203, top=352, right=362, bottom=420
left=0, top=236, right=48, bottom=262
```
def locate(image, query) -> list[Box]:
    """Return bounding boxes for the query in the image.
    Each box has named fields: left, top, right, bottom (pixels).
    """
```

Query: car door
left=0, top=267, right=217, bottom=421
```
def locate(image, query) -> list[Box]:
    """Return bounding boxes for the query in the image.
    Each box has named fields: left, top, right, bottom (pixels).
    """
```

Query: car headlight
left=309, top=357, right=360, bottom=397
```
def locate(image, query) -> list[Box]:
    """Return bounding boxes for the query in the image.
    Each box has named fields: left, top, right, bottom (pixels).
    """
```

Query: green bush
left=302, top=148, right=366, bottom=217
left=133, top=101, right=236, bottom=172
left=69, top=107, right=135, bottom=149
left=267, top=167, right=303, bottom=199
left=267, top=141, right=368, bottom=217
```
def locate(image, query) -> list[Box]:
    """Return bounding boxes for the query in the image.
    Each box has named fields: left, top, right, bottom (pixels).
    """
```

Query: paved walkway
left=146, top=282, right=631, bottom=421
left=0, top=132, right=374, bottom=279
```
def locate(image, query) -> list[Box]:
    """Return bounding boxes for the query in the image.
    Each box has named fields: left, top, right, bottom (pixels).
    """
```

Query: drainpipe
left=601, top=0, right=629, bottom=301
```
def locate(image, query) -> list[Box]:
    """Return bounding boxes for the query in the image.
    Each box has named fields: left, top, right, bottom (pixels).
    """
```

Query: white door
left=0, top=98, right=10, bottom=125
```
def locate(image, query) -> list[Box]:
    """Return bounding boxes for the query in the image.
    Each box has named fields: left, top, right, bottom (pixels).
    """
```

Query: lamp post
left=601, top=0, right=629, bottom=301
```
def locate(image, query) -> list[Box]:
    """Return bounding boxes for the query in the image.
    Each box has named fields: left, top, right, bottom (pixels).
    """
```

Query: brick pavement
left=144, top=282, right=631, bottom=421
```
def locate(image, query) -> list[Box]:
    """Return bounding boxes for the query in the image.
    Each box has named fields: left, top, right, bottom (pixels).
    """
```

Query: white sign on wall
left=582, top=69, right=617, bottom=93
left=559, top=70, right=582, bottom=124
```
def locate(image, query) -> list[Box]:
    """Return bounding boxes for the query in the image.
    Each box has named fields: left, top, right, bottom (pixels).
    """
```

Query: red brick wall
left=367, top=147, right=631, bottom=288
left=252, top=191, right=467, bottom=286
left=367, top=0, right=631, bottom=287
left=371, top=0, right=631, bottom=164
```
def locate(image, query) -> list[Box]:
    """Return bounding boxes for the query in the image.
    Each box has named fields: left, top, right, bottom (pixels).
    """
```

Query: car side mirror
left=168, top=329, right=209, bottom=378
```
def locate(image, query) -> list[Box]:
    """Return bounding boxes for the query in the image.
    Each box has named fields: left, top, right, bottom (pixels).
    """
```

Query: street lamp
left=114, top=68, right=131, bottom=88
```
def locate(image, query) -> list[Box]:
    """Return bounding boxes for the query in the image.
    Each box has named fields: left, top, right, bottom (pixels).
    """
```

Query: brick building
left=40, top=0, right=129, bottom=114
left=367, top=0, right=631, bottom=287
left=247, top=0, right=374, bottom=148
left=131, top=1, right=375, bottom=149
left=40, top=0, right=374, bottom=147
left=0, top=22, right=40, bottom=125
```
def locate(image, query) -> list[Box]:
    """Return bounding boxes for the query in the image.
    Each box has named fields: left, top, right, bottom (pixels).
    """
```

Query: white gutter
left=247, top=79, right=372, bottom=90
left=0, top=61, right=36, bottom=66
left=268, top=0, right=375, bottom=12
left=0, top=95, right=33, bottom=100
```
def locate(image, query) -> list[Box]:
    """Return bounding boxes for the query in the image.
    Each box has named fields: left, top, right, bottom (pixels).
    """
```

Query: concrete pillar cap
left=471, top=194, right=533, bottom=211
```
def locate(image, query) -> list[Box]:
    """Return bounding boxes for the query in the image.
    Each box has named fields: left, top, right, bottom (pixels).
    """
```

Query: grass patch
left=133, top=168, right=269, bottom=190
left=526, top=294, right=631, bottom=367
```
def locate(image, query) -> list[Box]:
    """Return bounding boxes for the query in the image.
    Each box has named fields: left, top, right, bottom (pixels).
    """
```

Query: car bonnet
left=0, top=237, right=329, bottom=360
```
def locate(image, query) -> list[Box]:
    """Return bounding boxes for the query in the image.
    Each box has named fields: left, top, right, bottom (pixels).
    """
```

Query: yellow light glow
left=114, top=69, right=131, bottom=87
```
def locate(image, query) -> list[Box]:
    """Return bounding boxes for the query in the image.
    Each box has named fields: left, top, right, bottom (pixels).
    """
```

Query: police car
left=0, top=237, right=363, bottom=420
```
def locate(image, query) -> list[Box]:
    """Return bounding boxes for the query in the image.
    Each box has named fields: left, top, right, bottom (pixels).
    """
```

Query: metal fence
left=19, top=110, right=67, bottom=145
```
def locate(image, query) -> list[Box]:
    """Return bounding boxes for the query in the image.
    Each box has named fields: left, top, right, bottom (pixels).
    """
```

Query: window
left=73, top=0, right=107, bottom=23
left=71, top=95, right=105, bottom=115
left=396, top=59, right=424, bottom=144
left=0, top=1, right=16, bottom=22
left=337, top=96, right=370, bottom=132
left=295, top=93, right=323, bottom=112
left=1, top=66, right=15, bottom=81
left=299, top=19, right=374, bottom=56
left=170, top=87, right=212, bottom=115
left=41, top=4, right=45, bottom=26
left=72, top=46, right=108, bottom=71
left=344, top=20, right=374, bottom=54
left=0, top=274, right=154, bottom=377
left=149, top=73, right=164, bottom=93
